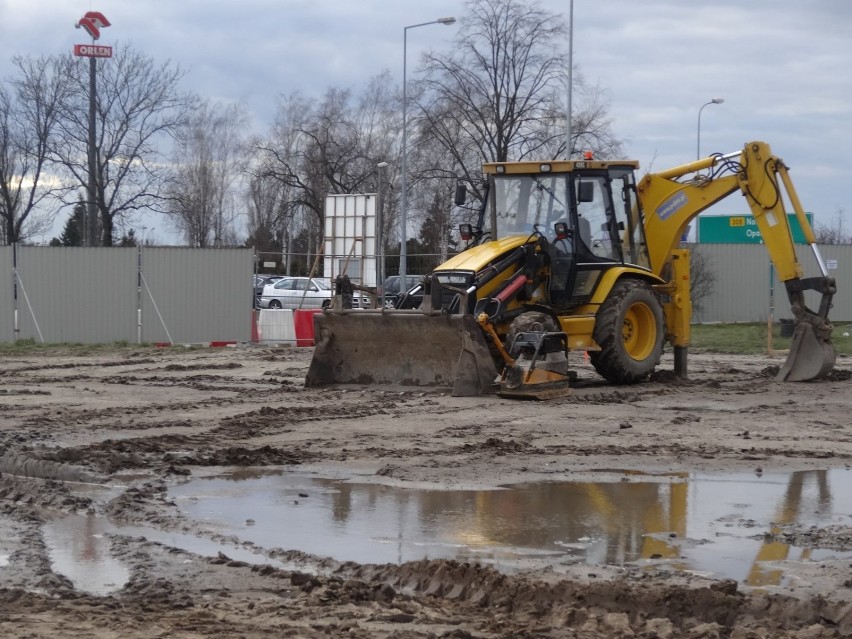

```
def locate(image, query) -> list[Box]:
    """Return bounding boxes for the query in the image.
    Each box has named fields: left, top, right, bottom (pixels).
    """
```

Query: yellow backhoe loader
left=306, top=141, right=836, bottom=398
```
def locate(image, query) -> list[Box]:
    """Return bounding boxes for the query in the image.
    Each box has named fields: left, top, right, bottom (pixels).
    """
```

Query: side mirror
left=459, top=223, right=474, bottom=241
left=577, top=181, right=595, bottom=203
left=454, top=182, right=467, bottom=206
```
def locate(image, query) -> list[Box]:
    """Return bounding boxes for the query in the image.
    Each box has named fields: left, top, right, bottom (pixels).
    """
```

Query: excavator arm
left=637, top=141, right=835, bottom=381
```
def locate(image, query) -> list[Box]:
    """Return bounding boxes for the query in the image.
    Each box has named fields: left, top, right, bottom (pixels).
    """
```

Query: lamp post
left=696, top=97, right=724, bottom=160
left=376, top=161, right=389, bottom=297
left=400, top=16, right=456, bottom=281
left=565, top=0, right=574, bottom=159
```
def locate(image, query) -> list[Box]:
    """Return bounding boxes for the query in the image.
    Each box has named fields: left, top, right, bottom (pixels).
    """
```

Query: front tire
left=590, top=279, right=664, bottom=384
left=269, top=299, right=282, bottom=309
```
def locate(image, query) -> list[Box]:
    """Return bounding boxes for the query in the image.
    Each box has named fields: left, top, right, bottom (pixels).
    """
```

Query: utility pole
left=74, top=11, right=112, bottom=246
left=86, top=56, right=97, bottom=246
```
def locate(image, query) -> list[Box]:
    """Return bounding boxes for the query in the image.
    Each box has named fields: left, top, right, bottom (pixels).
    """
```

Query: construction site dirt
left=0, top=344, right=851, bottom=638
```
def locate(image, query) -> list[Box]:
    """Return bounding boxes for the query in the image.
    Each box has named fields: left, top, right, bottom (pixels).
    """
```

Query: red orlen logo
left=73, top=44, right=113, bottom=58
left=75, top=11, right=111, bottom=41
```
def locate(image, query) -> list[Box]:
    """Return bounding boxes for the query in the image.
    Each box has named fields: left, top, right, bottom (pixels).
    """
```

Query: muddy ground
left=0, top=343, right=850, bottom=638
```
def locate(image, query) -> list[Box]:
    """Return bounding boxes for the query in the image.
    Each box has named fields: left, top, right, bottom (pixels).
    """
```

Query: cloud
left=1, top=0, right=849, bottom=241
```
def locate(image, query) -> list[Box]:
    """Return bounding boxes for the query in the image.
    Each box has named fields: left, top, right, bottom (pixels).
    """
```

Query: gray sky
left=2, top=0, right=850, bottom=243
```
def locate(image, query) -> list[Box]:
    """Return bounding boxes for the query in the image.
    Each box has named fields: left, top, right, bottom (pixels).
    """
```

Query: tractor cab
left=478, top=159, right=651, bottom=310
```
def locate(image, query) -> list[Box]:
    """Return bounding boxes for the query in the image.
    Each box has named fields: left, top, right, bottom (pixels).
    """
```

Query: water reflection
left=42, top=512, right=303, bottom=595
left=746, top=470, right=831, bottom=586
left=169, top=467, right=852, bottom=584
left=42, top=514, right=130, bottom=596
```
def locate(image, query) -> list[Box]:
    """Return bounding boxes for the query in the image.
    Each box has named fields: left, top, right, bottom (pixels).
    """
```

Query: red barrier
left=251, top=310, right=259, bottom=342
left=293, top=309, right=323, bottom=346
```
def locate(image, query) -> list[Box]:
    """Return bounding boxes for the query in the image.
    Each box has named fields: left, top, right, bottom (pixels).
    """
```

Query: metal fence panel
left=140, top=247, right=253, bottom=344
left=0, top=246, right=13, bottom=342
left=256, top=246, right=850, bottom=324
left=695, top=245, right=771, bottom=323
left=16, top=246, right=138, bottom=343
left=1, top=243, right=847, bottom=346
left=696, top=244, right=851, bottom=323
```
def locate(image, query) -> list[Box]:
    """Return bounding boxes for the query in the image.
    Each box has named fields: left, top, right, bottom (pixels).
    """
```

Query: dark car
left=379, top=275, right=420, bottom=308
left=254, top=275, right=285, bottom=306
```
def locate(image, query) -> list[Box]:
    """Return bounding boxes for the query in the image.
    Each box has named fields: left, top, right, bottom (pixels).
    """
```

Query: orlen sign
left=73, top=44, right=113, bottom=58
left=74, top=11, right=112, bottom=57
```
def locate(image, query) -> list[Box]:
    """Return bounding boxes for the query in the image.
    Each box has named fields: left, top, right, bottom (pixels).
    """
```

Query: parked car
left=350, top=290, right=374, bottom=309
left=379, top=275, right=420, bottom=308
left=254, top=274, right=285, bottom=305
left=325, top=275, right=374, bottom=309
left=394, top=282, right=424, bottom=309
left=258, top=277, right=332, bottom=309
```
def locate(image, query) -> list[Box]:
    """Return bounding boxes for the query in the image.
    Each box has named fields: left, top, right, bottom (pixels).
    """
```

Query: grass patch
left=691, top=322, right=852, bottom=356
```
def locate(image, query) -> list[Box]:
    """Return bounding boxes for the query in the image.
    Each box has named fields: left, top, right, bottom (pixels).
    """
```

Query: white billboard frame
left=323, top=193, right=378, bottom=287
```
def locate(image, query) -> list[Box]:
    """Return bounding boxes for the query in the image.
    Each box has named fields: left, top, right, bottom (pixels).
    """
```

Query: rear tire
left=590, top=279, right=664, bottom=384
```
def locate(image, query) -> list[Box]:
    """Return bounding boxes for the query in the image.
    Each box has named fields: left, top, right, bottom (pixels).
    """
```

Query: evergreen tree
left=56, top=200, right=86, bottom=246
left=117, top=228, right=138, bottom=247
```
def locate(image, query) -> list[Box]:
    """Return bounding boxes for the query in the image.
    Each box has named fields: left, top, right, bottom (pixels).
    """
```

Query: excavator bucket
left=305, top=310, right=499, bottom=396
left=776, top=321, right=836, bottom=382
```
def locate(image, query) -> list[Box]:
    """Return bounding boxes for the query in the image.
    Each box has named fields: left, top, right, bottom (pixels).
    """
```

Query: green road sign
left=698, top=213, right=813, bottom=244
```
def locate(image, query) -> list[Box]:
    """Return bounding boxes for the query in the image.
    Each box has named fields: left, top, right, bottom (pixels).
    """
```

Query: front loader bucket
left=777, top=322, right=836, bottom=382
left=305, top=310, right=498, bottom=396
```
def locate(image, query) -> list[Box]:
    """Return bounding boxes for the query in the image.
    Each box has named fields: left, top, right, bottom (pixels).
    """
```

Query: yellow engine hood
left=435, top=235, right=531, bottom=274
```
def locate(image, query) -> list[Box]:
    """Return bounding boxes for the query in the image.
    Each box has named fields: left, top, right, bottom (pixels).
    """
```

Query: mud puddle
left=42, top=513, right=306, bottom=595
left=165, top=467, right=852, bottom=585
left=42, top=468, right=852, bottom=594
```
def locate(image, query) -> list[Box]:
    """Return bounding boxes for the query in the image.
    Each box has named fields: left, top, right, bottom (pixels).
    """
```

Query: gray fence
left=696, top=243, right=850, bottom=323
left=258, top=245, right=851, bottom=324
left=1, top=246, right=254, bottom=345
left=0, top=243, right=848, bottom=345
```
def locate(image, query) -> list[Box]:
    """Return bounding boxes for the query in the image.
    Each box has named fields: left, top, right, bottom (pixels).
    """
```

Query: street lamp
left=696, top=97, right=724, bottom=160
left=376, top=161, right=389, bottom=297
left=400, top=16, right=456, bottom=281
left=565, top=0, right=574, bottom=159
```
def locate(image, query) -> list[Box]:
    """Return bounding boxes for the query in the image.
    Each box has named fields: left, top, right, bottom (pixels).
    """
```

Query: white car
left=258, top=277, right=332, bottom=310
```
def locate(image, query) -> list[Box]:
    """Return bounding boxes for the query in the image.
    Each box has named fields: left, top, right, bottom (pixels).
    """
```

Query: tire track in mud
left=0, top=349, right=851, bottom=637
left=349, top=559, right=852, bottom=636
left=3, top=386, right=411, bottom=476
left=9, top=361, right=844, bottom=478
left=0, top=551, right=848, bottom=638
left=28, top=434, right=319, bottom=475
left=0, top=357, right=160, bottom=375
left=0, top=451, right=103, bottom=484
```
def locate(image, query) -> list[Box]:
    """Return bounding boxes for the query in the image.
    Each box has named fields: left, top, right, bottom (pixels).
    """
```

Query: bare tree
left=52, top=45, right=195, bottom=246
left=684, top=243, right=716, bottom=319
left=814, top=208, right=850, bottom=245
left=244, top=163, right=297, bottom=262
left=256, top=92, right=326, bottom=235
left=257, top=72, right=399, bottom=253
left=416, top=0, right=566, bottom=208
left=0, top=55, right=75, bottom=244
left=568, top=77, right=623, bottom=160
left=414, top=0, right=623, bottom=208
left=165, top=100, right=248, bottom=247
